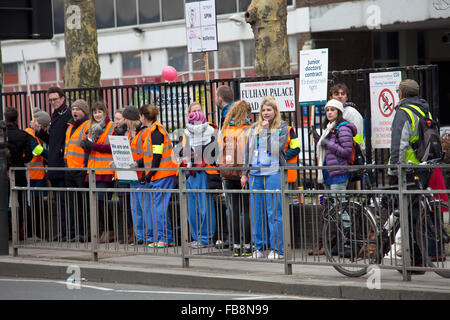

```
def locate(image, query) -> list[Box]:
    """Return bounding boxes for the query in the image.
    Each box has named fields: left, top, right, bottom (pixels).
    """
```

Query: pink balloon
left=162, top=66, right=177, bottom=82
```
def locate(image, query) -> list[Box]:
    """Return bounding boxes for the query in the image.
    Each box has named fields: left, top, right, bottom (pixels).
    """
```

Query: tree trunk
left=245, top=0, right=290, bottom=77
left=64, top=0, right=101, bottom=90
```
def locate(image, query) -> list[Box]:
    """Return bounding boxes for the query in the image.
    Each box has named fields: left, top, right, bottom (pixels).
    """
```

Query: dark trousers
left=64, top=171, right=88, bottom=237
left=224, top=179, right=251, bottom=245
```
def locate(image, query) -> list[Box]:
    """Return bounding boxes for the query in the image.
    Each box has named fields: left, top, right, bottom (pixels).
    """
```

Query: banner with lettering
left=239, top=79, right=296, bottom=113
left=298, top=48, right=329, bottom=106
left=109, top=135, right=138, bottom=183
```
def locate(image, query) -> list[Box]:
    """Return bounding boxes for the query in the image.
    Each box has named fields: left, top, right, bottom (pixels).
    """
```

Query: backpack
left=348, top=140, right=366, bottom=181
left=404, top=105, right=443, bottom=162
left=335, top=123, right=366, bottom=181
left=218, top=133, right=243, bottom=179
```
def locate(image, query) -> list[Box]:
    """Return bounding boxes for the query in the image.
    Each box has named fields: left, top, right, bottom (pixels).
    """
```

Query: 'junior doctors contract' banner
left=298, top=48, right=329, bottom=105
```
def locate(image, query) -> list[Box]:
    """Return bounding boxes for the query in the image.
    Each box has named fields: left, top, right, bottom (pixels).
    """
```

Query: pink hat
left=188, top=112, right=207, bottom=124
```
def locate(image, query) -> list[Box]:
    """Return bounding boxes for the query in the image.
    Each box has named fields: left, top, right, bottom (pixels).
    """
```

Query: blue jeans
left=325, top=181, right=350, bottom=228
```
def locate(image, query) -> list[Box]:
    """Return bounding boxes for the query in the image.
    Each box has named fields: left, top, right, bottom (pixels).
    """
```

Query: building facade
left=1, top=0, right=449, bottom=122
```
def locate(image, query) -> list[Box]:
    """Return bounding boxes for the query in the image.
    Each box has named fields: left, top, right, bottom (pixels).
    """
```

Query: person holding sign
left=240, top=97, right=289, bottom=260
left=81, top=101, right=116, bottom=243
left=139, top=105, right=178, bottom=248
left=121, top=105, right=150, bottom=245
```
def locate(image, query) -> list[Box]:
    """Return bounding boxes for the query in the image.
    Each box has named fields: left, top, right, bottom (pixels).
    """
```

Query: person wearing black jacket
left=4, top=107, right=33, bottom=240
left=32, top=87, right=72, bottom=241
left=33, top=87, right=72, bottom=186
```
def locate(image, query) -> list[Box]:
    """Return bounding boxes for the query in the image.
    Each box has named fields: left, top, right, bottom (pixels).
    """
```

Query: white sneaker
left=268, top=250, right=284, bottom=260
left=251, top=250, right=264, bottom=259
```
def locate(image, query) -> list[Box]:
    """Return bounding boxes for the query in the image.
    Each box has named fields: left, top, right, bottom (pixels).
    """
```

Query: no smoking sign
left=378, top=88, right=395, bottom=117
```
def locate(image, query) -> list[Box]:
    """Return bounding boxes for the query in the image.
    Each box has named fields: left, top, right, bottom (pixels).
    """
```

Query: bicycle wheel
left=323, top=201, right=381, bottom=277
left=414, top=200, right=450, bottom=278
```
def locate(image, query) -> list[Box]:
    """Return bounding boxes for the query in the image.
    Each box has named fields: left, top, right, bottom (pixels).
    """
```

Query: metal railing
left=8, top=163, right=450, bottom=281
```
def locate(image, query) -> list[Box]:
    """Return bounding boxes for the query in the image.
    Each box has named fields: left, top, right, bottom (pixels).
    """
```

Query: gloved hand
left=389, top=175, right=398, bottom=186
left=81, top=139, right=94, bottom=152
left=109, top=161, right=116, bottom=169
left=309, top=126, right=320, bottom=140
left=140, top=173, right=153, bottom=184
left=320, top=138, right=329, bottom=147
left=129, top=161, right=138, bottom=168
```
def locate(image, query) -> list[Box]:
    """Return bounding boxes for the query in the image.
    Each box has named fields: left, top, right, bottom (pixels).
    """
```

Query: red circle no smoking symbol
left=378, top=88, right=395, bottom=117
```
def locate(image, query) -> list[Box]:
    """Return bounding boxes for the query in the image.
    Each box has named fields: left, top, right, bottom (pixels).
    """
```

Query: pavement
left=0, top=244, right=449, bottom=300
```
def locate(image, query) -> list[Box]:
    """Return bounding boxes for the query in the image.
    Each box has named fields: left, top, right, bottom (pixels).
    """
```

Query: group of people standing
left=6, top=82, right=367, bottom=260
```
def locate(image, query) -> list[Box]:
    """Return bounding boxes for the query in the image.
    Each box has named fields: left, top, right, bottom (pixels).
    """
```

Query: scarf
left=184, top=122, right=215, bottom=148
left=317, top=120, right=336, bottom=183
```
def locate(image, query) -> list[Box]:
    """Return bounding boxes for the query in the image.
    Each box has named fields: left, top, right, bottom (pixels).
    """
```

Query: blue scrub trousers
left=249, top=172, right=284, bottom=255
left=186, top=171, right=216, bottom=245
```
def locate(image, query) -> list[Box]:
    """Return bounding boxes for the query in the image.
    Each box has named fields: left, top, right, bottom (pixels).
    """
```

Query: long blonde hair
left=222, top=100, right=251, bottom=130
left=255, top=96, right=281, bottom=134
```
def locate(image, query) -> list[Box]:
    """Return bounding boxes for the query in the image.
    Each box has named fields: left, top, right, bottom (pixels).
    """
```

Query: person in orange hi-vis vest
left=26, top=108, right=51, bottom=240
left=63, top=99, right=90, bottom=242
left=122, top=105, right=150, bottom=245
left=218, top=100, right=252, bottom=256
left=139, top=105, right=177, bottom=248
left=178, top=101, right=219, bottom=249
left=81, top=101, right=116, bottom=244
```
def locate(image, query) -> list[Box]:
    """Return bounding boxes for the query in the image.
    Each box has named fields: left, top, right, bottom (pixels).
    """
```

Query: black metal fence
left=1, top=64, right=440, bottom=187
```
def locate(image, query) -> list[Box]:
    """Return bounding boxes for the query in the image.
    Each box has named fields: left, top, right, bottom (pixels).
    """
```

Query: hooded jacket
left=323, top=121, right=357, bottom=179
left=389, top=96, right=430, bottom=176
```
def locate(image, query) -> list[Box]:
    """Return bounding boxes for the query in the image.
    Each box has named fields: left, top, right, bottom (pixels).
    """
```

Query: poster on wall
left=369, top=71, right=402, bottom=149
left=239, top=80, right=296, bottom=113
left=185, top=0, right=218, bottom=53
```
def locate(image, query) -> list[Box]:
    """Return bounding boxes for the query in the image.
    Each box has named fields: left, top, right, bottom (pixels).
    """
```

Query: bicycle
left=321, top=160, right=450, bottom=278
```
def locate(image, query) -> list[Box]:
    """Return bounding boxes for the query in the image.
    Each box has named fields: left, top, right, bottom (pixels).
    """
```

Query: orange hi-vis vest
left=181, top=122, right=219, bottom=175
left=87, top=121, right=116, bottom=176
left=284, top=126, right=300, bottom=183
left=25, top=128, right=45, bottom=180
left=142, top=121, right=177, bottom=181
left=217, top=124, right=249, bottom=177
left=128, top=127, right=150, bottom=180
left=65, top=120, right=90, bottom=168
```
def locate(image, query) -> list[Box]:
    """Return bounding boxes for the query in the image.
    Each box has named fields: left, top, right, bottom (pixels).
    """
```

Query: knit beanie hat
left=398, top=79, right=419, bottom=97
left=325, top=99, right=344, bottom=114
left=122, top=105, right=140, bottom=121
left=188, top=112, right=207, bottom=124
left=71, top=99, right=89, bottom=115
left=33, top=108, right=51, bottom=126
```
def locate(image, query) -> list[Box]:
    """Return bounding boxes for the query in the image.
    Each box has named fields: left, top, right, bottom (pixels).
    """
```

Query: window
left=161, top=0, right=184, bottom=21
left=243, top=40, right=254, bottom=67
left=192, top=52, right=214, bottom=71
left=39, top=62, right=57, bottom=83
left=167, top=47, right=189, bottom=72
left=216, top=1, right=236, bottom=14
left=3, top=63, right=18, bottom=85
left=116, top=0, right=137, bottom=27
left=218, top=42, right=240, bottom=69
left=139, top=0, right=160, bottom=24
left=122, top=51, right=141, bottom=76
left=373, top=32, right=399, bottom=68
left=288, top=35, right=298, bottom=72
left=95, top=0, right=115, bottom=29
left=53, top=0, right=65, bottom=34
